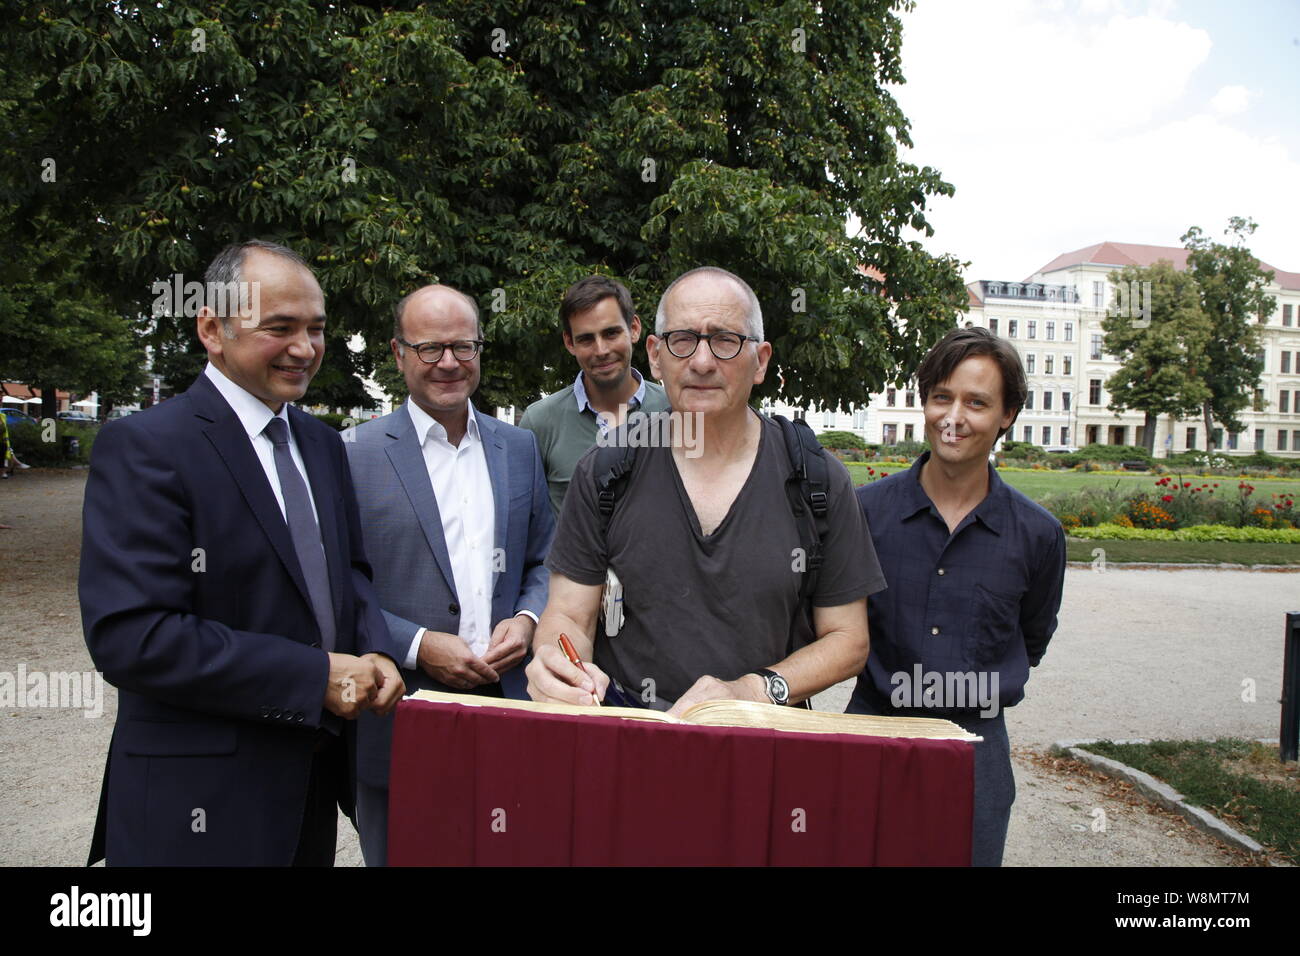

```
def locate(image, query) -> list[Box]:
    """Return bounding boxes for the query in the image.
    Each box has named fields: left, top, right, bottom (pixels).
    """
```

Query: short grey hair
left=393, top=284, right=482, bottom=346
left=654, top=266, right=763, bottom=341
left=203, top=240, right=310, bottom=337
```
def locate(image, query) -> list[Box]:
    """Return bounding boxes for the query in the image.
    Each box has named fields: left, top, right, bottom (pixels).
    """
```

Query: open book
left=410, top=690, right=979, bottom=741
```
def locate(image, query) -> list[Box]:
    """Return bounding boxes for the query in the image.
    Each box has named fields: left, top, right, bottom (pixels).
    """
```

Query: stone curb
left=1065, top=561, right=1300, bottom=572
left=1050, top=738, right=1267, bottom=856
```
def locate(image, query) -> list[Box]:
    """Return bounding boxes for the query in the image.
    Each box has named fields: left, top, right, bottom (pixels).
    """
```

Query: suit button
left=260, top=706, right=270, bottom=718
left=449, top=603, right=460, bottom=615
left=294, top=712, right=305, bottom=722
left=270, top=707, right=282, bottom=718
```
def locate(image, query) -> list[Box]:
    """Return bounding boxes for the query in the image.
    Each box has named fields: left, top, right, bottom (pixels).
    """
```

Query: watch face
left=768, top=674, right=790, bottom=705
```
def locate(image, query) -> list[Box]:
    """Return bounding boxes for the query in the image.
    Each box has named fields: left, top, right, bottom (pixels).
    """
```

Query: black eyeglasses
left=398, top=339, right=484, bottom=363
left=659, top=329, right=759, bottom=360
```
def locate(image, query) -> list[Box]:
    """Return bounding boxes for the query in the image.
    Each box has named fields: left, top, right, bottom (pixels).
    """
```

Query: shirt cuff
left=405, top=627, right=425, bottom=671
left=514, top=610, right=539, bottom=625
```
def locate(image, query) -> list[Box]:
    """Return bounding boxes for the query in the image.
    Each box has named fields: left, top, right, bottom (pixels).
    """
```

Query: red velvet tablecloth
left=388, top=698, right=973, bottom=866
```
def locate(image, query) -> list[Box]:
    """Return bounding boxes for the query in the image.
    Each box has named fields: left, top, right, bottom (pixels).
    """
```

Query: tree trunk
left=38, top=384, right=57, bottom=423
left=1143, top=411, right=1156, bottom=456
left=1202, top=401, right=1215, bottom=454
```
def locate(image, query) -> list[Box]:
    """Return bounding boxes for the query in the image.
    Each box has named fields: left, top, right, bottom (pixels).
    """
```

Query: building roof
left=966, top=283, right=984, bottom=307
left=1031, top=240, right=1300, bottom=290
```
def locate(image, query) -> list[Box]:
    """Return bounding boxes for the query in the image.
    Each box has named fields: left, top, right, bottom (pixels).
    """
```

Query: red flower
left=1183, top=482, right=1192, bottom=488
left=1161, top=495, right=1173, bottom=503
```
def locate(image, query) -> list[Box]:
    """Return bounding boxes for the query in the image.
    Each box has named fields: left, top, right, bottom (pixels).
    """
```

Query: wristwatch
left=751, top=668, right=790, bottom=706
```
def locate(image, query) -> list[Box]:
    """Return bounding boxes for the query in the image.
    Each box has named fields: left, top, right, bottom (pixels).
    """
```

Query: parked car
left=1, top=408, right=38, bottom=427
left=56, top=410, right=97, bottom=423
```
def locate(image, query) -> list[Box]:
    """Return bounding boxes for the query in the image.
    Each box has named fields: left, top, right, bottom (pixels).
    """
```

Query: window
left=1254, top=388, right=1265, bottom=411
left=1212, top=428, right=1223, bottom=449
left=1255, top=428, right=1265, bottom=451
left=1046, top=321, right=1055, bottom=341
left=1280, top=430, right=1289, bottom=452
left=1025, top=390, right=1035, bottom=410
left=1026, top=354, right=1036, bottom=373
left=1258, top=306, right=1268, bottom=324
left=1285, top=304, right=1294, bottom=327
left=882, top=423, right=897, bottom=444
left=1063, top=354, right=1072, bottom=375
left=1090, top=334, right=1103, bottom=360
left=1008, top=319, right=1018, bottom=338
left=1186, top=427, right=1196, bottom=450
left=1089, top=379, right=1101, bottom=405
left=904, top=423, right=914, bottom=442
left=1023, top=425, right=1032, bottom=443
left=1060, top=427, right=1070, bottom=445
left=1045, top=355, right=1054, bottom=375
left=1062, top=391, right=1071, bottom=411
left=905, top=389, right=915, bottom=408
left=823, top=409, right=835, bottom=427
left=1065, top=322, right=1074, bottom=342
left=1093, top=281, right=1105, bottom=308
left=1282, top=390, right=1291, bottom=414
left=1042, top=426, right=1051, bottom=445
left=1028, top=320, right=1037, bottom=339
left=1283, top=351, right=1292, bottom=374
left=853, top=408, right=867, bottom=430
left=793, top=408, right=805, bottom=421
left=886, top=388, right=896, bottom=407
left=1043, top=391, right=1053, bottom=411
left=1294, top=430, right=1300, bottom=451
left=989, top=318, right=999, bottom=335
left=1228, top=431, right=1238, bottom=450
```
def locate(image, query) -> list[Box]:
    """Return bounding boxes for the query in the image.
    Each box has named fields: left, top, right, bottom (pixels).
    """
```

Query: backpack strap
left=592, top=439, right=638, bottom=537
left=772, top=414, right=831, bottom=603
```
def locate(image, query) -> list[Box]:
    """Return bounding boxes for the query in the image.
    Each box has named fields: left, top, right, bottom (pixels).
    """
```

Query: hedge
left=7, top=421, right=99, bottom=466
left=1068, top=523, right=1300, bottom=543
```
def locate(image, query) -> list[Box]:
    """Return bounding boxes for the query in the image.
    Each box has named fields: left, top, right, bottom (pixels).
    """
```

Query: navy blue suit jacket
left=79, top=373, right=389, bottom=865
left=344, top=403, right=554, bottom=789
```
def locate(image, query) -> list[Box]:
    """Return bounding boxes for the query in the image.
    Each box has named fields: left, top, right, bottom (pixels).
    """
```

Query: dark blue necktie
left=264, top=417, right=336, bottom=653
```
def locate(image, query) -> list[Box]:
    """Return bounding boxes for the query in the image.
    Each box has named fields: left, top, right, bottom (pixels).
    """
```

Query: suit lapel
left=386, top=405, right=459, bottom=598
left=291, top=408, right=345, bottom=625
left=190, top=377, right=316, bottom=615
left=478, top=409, right=510, bottom=599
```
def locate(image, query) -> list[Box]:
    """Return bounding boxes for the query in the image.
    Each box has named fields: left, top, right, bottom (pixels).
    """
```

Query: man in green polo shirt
left=520, top=275, right=670, bottom=515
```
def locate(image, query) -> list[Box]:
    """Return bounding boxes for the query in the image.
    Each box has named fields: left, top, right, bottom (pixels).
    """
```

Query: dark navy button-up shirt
left=853, top=452, right=1065, bottom=714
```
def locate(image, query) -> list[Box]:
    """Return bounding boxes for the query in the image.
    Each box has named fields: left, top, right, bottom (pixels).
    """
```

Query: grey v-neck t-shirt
left=545, top=414, right=885, bottom=705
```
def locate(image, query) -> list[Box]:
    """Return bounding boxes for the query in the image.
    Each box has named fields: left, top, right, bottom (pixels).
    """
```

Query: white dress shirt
left=203, top=363, right=319, bottom=525
left=403, top=400, right=497, bottom=667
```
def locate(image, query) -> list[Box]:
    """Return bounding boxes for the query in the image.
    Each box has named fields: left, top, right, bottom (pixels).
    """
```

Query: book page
left=409, top=689, right=681, bottom=723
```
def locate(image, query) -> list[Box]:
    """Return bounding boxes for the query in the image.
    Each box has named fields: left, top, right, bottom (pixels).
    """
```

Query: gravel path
left=2, top=469, right=1292, bottom=866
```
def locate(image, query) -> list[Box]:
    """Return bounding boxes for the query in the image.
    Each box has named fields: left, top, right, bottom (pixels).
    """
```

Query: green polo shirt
left=520, top=370, right=671, bottom=515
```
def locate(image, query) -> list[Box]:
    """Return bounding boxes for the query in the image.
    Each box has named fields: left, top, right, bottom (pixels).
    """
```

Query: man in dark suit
left=344, top=284, right=554, bottom=865
left=79, top=240, right=404, bottom=866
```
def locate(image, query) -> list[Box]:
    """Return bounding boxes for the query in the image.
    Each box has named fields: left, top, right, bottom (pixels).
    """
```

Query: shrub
left=1069, top=523, right=1300, bottom=543
left=816, top=430, right=867, bottom=451
left=1075, top=443, right=1153, bottom=464
left=7, top=420, right=98, bottom=466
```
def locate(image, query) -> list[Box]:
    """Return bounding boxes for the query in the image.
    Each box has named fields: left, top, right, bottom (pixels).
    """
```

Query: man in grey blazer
left=344, top=284, right=554, bottom=865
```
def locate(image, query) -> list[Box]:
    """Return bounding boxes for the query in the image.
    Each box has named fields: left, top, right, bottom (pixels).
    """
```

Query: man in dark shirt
left=526, top=267, right=884, bottom=714
left=851, top=326, right=1065, bottom=866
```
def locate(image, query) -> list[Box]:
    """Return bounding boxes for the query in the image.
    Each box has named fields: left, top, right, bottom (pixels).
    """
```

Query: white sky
left=891, top=0, right=1300, bottom=282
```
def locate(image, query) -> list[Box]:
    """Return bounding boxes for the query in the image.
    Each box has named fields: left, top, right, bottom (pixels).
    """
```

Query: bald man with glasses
left=526, top=267, right=884, bottom=717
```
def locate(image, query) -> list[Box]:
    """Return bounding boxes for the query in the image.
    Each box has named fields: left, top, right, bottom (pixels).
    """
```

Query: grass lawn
left=1066, top=538, right=1300, bottom=565
left=1078, top=739, right=1299, bottom=864
left=844, top=462, right=1300, bottom=500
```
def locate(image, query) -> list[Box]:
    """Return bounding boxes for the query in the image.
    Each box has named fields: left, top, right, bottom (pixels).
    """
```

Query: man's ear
left=390, top=338, right=404, bottom=364
left=646, top=334, right=663, bottom=380
left=195, top=307, right=224, bottom=357
left=751, top=341, right=773, bottom=385
left=628, top=314, right=642, bottom=344
left=562, top=330, right=577, bottom=357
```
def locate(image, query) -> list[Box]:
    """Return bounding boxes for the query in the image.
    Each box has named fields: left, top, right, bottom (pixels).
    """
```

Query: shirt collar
left=405, top=398, right=482, bottom=447
left=899, top=451, right=1009, bottom=535
left=572, top=367, right=646, bottom=415
left=204, top=362, right=289, bottom=441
